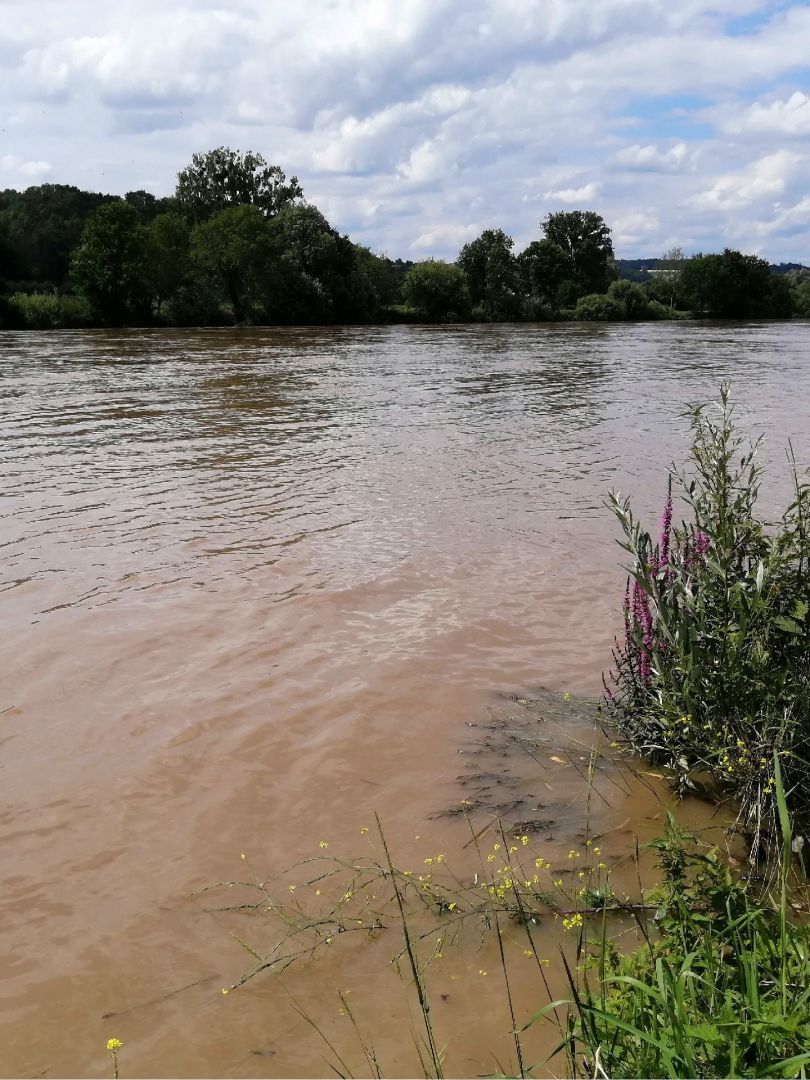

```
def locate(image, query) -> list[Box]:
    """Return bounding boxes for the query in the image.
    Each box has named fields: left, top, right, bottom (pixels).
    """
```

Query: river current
left=2, top=322, right=808, bottom=1077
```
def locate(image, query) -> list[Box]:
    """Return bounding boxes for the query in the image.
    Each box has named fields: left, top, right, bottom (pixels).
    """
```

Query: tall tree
left=176, top=147, right=303, bottom=224
left=143, top=212, right=191, bottom=316
left=70, top=201, right=150, bottom=325
left=541, top=210, right=615, bottom=297
left=190, top=204, right=277, bottom=322
left=679, top=249, right=792, bottom=318
left=269, top=204, right=376, bottom=322
left=657, top=245, right=686, bottom=310
left=517, top=238, right=569, bottom=311
left=457, top=228, right=521, bottom=319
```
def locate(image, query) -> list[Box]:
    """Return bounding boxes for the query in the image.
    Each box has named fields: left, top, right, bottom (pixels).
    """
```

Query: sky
left=1, top=0, right=810, bottom=261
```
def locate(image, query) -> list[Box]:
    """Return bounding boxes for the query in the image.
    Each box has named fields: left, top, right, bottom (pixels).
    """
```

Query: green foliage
left=607, top=279, right=650, bottom=319
left=517, top=238, right=569, bottom=312
left=607, top=387, right=810, bottom=857
left=402, top=260, right=471, bottom=321
left=680, top=250, right=793, bottom=318
left=558, top=820, right=810, bottom=1079
left=353, top=246, right=404, bottom=308
left=457, top=228, right=521, bottom=320
left=573, top=292, right=624, bottom=320
left=176, top=146, right=303, bottom=224
left=542, top=210, right=616, bottom=297
left=143, top=212, right=191, bottom=316
left=70, top=201, right=151, bottom=325
left=4, top=291, right=92, bottom=328
left=0, top=183, right=115, bottom=287
left=791, top=279, right=810, bottom=318
left=190, top=204, right=277, bottom=323
left=269, top=204, right=377, bottom=323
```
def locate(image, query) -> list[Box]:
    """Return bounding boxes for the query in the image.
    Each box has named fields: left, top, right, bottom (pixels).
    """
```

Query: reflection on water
left=1, top=321, right=809, bottom=1077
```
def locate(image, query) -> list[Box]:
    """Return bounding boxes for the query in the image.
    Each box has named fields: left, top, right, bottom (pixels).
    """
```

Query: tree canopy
left=457, top=228, right=521, bottom=320
left=1, top=150, right=806, bottom=329
left=402, top=260, right=471, bottom=321
left=176, top=147, right=303, bottom=224
left=679, top=249, right=793, bottom=318
left=70, top=201, right=150, bottom=325
left=542, top=210, right=616, bottom=297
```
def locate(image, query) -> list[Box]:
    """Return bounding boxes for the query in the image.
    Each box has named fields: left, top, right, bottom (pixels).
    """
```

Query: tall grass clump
left=8, top=291, right=92, bottom=328
left=605, top=385, right=810, bottom=860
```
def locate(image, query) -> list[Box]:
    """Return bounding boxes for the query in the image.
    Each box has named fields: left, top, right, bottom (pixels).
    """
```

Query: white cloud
left=612, top=211, right=660, bottom=245
left=611, top=142, right=697, bottom=172
left=0, top=0, right=809, bottom=259
left=691, top=150, right=804, bottom=211
left=0, top=153, right=51, bottom=179
left=543, top=181, right=602, bottom=202
left=724, top=90, right=810, bottom=136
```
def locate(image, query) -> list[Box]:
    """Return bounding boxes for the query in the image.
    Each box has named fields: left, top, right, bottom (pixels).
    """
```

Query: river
left=2, top=321, right=808, bottom=1077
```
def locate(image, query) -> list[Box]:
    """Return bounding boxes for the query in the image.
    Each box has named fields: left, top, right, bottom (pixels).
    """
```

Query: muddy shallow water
left=2, top=321, right=809, bottom=1077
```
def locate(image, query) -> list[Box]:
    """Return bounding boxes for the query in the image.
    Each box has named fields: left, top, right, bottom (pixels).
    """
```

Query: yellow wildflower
left=562, top=913, right=583, bottom=931
left=319, top=840, right=328, bottom=849
left=107, top=1039, right=123, bottom=1052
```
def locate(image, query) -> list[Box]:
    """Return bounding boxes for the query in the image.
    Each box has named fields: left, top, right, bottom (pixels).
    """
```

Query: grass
left=542, top=764, right=810, bottom=1079
left=605, top=384, right=810, bottom=864
left=7, top=291, right=93, bottom=328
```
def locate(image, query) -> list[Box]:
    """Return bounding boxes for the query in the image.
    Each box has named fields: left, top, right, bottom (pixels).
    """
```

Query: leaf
left=791, top=599, right=808, bottom=621
left=685, top=1022, right=724, bottom=1046
left=773, top=615, right=802, bottom=635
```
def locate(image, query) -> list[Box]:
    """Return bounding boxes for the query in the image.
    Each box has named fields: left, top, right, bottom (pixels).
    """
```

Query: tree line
left=1, top=146, right=808, bottom=329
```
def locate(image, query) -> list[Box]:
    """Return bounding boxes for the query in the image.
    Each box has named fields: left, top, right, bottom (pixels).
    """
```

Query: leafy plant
left=548, top=778, right=810, bottom=1079
left=605, top=385, right=810, bottom=862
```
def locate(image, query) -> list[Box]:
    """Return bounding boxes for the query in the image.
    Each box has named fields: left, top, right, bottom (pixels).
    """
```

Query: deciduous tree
left=70, top=201, right=150, bottom=325
left=542, top=210, right=615, bottom=297
left=176, top=147, right=302, bottom=224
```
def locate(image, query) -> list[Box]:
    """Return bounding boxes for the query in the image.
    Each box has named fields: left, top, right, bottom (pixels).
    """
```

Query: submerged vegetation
left=1, top=147, right=807, bottom=328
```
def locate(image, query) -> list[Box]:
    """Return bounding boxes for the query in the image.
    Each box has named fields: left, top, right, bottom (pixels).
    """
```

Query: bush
left=402, top=260, right=472, bottom=321
left=7, top=291, right=92, bottom=328
left=574, top=293, right=623, bottom=321
left=605, top=386, right=810, bottom=859
left=607, top=279, right=649, bottom=319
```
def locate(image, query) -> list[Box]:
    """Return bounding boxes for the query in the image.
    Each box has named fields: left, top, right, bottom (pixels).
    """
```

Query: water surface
left=2, top=322, right=808, bottom=1077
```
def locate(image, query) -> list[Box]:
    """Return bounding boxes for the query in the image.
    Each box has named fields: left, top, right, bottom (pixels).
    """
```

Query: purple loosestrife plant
left=604, top=386, right=810, bottom=865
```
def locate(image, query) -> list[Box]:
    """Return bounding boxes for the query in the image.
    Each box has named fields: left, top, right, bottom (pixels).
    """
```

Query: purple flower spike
left=660, top=478, right=673, bottom=570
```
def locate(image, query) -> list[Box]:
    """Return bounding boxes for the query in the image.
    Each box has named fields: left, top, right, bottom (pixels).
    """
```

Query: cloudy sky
left=1, top=0, right=809, bottom=261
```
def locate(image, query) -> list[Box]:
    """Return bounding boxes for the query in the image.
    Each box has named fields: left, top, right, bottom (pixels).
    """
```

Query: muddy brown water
left=2, top=322, right=809, bottom=1078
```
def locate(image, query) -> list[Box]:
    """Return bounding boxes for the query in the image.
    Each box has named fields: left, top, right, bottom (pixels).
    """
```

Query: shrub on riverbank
left=606, top=386, right=810, bottom=860
left=5, top=291, right=92, bottom=328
